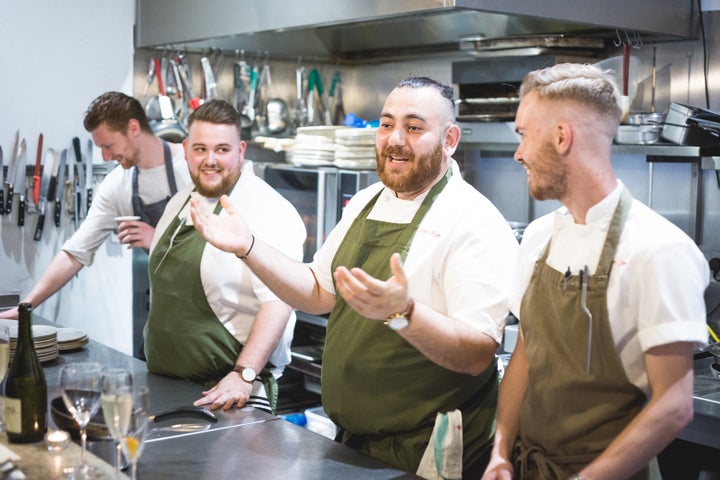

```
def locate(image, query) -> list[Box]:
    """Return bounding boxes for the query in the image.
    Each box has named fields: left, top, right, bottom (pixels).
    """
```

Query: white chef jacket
left=309, top=160, right=519, bottom=344
left=151, top=161, right=306, bottom=371
left=512, top=180, right=709, bottom=394
left=62, top=147, right=190, bottom=266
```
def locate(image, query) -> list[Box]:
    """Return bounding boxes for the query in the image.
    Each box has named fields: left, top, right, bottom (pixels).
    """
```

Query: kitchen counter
left=12, top=317, right=420, bottom=479
left=679, top=354, right=720, bottom=449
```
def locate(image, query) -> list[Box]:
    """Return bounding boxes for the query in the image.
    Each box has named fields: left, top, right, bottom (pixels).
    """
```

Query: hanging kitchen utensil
left=201, top=56, right=218, bottom=100
left=0, top=145, right=4, bottom=215
left=72, top=137, right=85, bottom=223
left=33, top=148, right=57, bottom=241
left=292, top=64, right=307, bottom=131
left=254, top=62, right=270, bottom=135
left=5, top=131, right=22, bottom=215
left=240, top=65, right=258, bottom=139
left=85, top=139, right=94, bottom=214
left=29, top=132, right=43, bottom=213
left=54, top=149, right=67, bottom=228
left=175, top=55, right=201, bottom=111
left=14, top=138, right=27, bottom=227
left=264, top=64, right=289, bottom=136
left=233, top=51, right=250, bottom=115
left=150, top=57, right=188, bottom=142
left=329, top=71, right=345, bottom=126
left=307, top=68, right=330, bottom=126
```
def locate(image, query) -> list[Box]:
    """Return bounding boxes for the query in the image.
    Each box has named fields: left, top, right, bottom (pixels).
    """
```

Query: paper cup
left=115, top=216, right=141, bottom=223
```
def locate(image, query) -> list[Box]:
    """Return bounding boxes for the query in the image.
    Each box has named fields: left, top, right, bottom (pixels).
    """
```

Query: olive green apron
left=145, top=193, right=278, bottom=410
left=515, top=188, right=658, bottom=480
left=325, top=168, right=498, bottom=474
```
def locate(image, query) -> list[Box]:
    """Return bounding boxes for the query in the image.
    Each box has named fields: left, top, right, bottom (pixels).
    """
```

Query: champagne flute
left=61, top=362, right=103, bottom=479
left=0, top=326, right=9, bottom=432
left=101, top=368, right=133, bottom=479
left=121, top=386, right=149, bottom=480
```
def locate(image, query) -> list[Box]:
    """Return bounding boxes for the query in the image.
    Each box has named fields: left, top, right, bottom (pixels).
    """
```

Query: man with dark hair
left=145, top=99, right=306, bottom=413
left=190, top=78, right=518, bottom=477
left=1, top=91, right=190, bottom=327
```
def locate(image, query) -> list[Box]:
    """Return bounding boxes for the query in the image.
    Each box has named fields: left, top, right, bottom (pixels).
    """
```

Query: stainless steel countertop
left=38, top=318, right=420, bottom=479
left=680, top=355, right=720, bottom=449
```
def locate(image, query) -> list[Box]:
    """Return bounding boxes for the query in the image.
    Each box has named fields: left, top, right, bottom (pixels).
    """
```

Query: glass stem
left=80, top=428, right=87, bottom=466
left=131, top=461, right=138, bottom=480
left=115, top=441, right=121, bottom=478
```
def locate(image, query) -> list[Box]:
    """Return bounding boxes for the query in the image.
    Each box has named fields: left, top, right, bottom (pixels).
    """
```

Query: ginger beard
left=524, top=138, right=568, bottom=201
left=376, top=143, right=443, bottom=195
left=190, top=162, right=242, bottom=198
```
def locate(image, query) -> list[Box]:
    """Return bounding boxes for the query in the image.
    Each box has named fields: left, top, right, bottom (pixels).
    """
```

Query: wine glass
left=101, top=368, right=133, bottom=479
left=121, top=386, right=149, bottom=480
left=0, top=326, right=10, bottom=432
left=60, top=362, right=103, bottom=479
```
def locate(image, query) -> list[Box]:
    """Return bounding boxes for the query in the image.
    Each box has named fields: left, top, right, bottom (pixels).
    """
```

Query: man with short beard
left=190, top=77, right=518, bottom=477
left=145, top=99, right=306, bottom=414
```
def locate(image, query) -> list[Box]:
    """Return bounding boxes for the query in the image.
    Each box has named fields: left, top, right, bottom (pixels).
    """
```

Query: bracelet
left=236, top=234, right=255, bottom=260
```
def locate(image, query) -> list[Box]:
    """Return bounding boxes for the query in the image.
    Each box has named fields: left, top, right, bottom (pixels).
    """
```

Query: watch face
left=388, top=316, right=409, bottom=331
left=241, top=367, right=257, bottom=383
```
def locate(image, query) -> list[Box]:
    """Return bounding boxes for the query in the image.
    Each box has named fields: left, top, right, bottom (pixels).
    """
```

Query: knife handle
left=34, top=208, right=45, bottom=241
left=54, top=198, right=62, bottom=227
left=17, top=194, right=25, bottom=227
left=86, top=188, right=92, bottom=214
left=6, top=185, right=14, bottom=215
left=74, top=190, right=81, bottom=227
left=0, top=188, right=4, bottom=215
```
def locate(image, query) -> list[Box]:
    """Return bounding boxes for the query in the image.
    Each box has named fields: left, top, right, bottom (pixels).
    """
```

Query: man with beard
left=481, top=64, right=708, bottom=480
left=190, top=77, right=518, bottom=477
left=145, top=99, right=306, bottom=413
left=0, top=92, right=190, bottom=329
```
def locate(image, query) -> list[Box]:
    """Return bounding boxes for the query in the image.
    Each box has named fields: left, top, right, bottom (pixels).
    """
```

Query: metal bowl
left=615, top=125, right=661, bottom=145
left=627, top=112, right=667, bottom=126
left=50, top=396, right=112, bottom=441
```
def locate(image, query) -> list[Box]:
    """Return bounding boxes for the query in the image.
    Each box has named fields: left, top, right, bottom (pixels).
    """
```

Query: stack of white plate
left=290, top=126, right=350, bottom=167
left=334, top=127, right=377, bottom=170
left=57, top=328, right=89, bottom=351
left=9, top=324, right=59, bottom=364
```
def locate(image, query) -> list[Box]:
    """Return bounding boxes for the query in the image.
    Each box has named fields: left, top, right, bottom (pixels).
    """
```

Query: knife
left=4, top=130, right=20, bottom=214
left=85, top=139, right=93, bottom=214
left=33, top=148, right=57, bottom=241
left=14, top=139, right=27, bottom=227
left=30, top=133, right=44, bottom=212
left=72, top=137, right=85, bottom=225
left=54, top=149, right=67, bottom=227
left=0, top=145, right=4, bottom=215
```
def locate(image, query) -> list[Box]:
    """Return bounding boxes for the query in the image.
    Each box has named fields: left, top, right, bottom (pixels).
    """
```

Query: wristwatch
left=384, top=298, right=414, bottom=331
left=232, top=365, right=258, bottom=384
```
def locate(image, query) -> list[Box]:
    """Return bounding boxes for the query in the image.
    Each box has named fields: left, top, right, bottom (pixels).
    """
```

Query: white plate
left=57, top=328, right=88, bottom=343
left=8, top=324, right=58, bottom=339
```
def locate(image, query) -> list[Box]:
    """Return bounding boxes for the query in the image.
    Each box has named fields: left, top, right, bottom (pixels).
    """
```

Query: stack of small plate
left=334, top=127, right=377, bottom=170
left=9, top=324, right=59, bottom=364
left=290, top=126, right=350, bottom=167
left=57, top=328, right=89, bottom=352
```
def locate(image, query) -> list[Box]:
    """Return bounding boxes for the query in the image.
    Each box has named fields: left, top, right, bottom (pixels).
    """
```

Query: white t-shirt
left=512, top=180, right=709, bottom=394
left=151, top=161, right=307, bottom=371
left=62, top=145, right=190, bottom=266
left=309, top=161, right=519, bottom=344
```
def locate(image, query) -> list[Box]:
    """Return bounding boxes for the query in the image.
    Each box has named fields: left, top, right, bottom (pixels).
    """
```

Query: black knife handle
left=74, top=190, right=81, bottom=227
left=86, top=188, right=92, bottom=214
left=34, top=212, right=45, bottom=241
left=0, top=188, right=4, bottom=214
left=17, top=195, right=25, bottom=227
left=5, top=185, right=13, bottom=214
left=54, top=198, right=62, bottom=227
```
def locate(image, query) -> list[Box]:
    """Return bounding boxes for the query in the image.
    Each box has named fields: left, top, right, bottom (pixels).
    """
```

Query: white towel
left=416, top=410, right=463, bottom=480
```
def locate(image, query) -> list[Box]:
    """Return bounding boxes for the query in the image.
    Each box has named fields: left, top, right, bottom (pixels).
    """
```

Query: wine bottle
left=5, top=303, right=47, bottom=443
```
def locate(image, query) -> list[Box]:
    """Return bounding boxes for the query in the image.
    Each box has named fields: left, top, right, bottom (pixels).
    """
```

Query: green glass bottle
left=5, top=303, right=47, bottom=443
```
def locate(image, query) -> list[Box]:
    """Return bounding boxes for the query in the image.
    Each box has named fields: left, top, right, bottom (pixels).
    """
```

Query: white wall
left=0, top=0, right=136, bottom=354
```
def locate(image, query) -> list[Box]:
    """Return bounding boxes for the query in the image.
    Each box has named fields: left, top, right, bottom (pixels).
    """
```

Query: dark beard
left=376, top=144, right=443, bottom=195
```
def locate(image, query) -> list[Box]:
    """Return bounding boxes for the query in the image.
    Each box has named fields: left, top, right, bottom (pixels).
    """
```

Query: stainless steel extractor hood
left=136, top=0, right=697, bottom=61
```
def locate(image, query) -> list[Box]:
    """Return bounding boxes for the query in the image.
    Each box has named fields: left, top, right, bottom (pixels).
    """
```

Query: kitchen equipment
left=33, top=148, right=57, bottom=241
left=460, top=34, right=606, bottom=58
left=292, top=65, right=308, bottom=131
left=72, top=136, right=85, bottom=223
left=149, top=58, right=187, bottom=142
left=615, top=125, right=662, bottom=145
left=329, top=71, right=345, bottom=126
left=51, top=397, right=217, bottom=441
left=661, top=102, right=720, bottom=146
left=29, top=132, right=43, bottom=213
left=85, top=139, right=93, bottom=214
left=13, top=139, right=27, bottom=227
left=200, top=56, right=217, bottom=100
left=4, top=130, right=21, bottom=214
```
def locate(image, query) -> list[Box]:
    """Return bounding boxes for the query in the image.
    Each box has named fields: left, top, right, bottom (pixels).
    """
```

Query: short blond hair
left=519, top=63, right=623, bottom=126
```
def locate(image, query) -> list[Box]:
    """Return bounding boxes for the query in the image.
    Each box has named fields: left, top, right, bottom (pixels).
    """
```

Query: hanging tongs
left=292, top=62, right=308, bottom=131
left=329, top=71, right=345, bottom=126
left=307, top=68, right=330, bottom=126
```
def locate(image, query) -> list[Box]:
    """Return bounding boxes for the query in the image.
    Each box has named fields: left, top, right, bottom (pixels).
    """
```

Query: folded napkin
left=0, top=445, right=20, bottom=463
